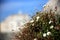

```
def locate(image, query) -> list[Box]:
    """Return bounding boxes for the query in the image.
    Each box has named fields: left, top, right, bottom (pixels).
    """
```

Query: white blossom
left=30, top=20, right=34, bottom=23
left=32, top=23, right=34, bottom=26
left=47, top=32, right=51, bottom=36
left=43, top=33, right=47, bottom=37
left=50, top=25, right=54, bottom=29
left=36, top=16, right=40, bottom=21
left=18, top=36, right=21, bottom=38
left=34, top=38, right=37, bottom=40
left=49, top=20, right=52, bottom=24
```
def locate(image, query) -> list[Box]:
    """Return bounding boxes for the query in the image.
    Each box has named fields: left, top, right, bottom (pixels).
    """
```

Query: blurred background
left=0, top=0, right=48, bottom=22
left=0, top=0, right=60, bottom=40
left=0, top=0, right=48, bottom=40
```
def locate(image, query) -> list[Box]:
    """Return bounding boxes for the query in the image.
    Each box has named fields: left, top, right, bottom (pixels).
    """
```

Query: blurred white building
left=1, top=14, right=30, bottom=33
left=0, top=14, right=30, bottom=40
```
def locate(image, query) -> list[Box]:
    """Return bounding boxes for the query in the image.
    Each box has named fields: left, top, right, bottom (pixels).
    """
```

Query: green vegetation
left=16, top=10, right=60, bottom=40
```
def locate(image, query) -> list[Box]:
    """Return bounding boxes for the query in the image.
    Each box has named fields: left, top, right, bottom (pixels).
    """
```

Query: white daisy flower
left=49, top=20, right=52, bottom=24
left=34, top=38, right=37, bottom=40
left=18, top=36, right=21, bottom=38
left=36, top=16, right=40, bottom=21
left=43, top=33, right=47, bottom=37
left=30, top=20, right=34, bottom=23
left=50, top=25, right=54, bottom=29
left=47, top=32, right=51, bottom=36
left=32, top=23, right=34, bottom=26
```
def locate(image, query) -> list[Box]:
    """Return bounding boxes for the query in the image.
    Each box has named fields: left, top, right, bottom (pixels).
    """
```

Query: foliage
left=16, top=10, right=60, bottom=40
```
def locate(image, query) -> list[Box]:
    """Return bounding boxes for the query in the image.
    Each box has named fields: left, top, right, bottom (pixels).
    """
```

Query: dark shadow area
left=0, top=33, right=11, bottom=40
left=0, top=33, right=6, bottom=40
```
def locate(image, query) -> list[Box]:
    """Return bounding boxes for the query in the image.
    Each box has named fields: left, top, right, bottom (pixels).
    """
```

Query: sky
left=0, top=0, right=48, bottom=22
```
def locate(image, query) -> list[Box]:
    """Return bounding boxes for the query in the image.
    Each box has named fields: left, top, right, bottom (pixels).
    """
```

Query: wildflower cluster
left=16, top=10, right=60, bottom=40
